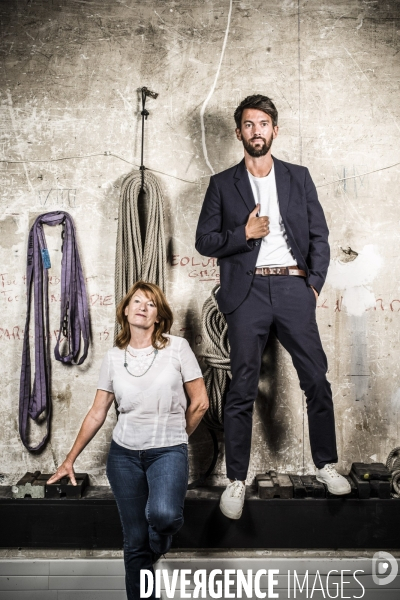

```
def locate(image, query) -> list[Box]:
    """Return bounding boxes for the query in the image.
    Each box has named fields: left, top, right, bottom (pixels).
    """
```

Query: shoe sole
left=316, top=476, right=351, bottom=495
left=219, top=502, right=243, bottom=520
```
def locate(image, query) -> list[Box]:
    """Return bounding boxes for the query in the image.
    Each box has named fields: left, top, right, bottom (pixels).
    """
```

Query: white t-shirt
left=247, top=163, right=296, bottom=267
left=97, top=334, right=203, bottom=450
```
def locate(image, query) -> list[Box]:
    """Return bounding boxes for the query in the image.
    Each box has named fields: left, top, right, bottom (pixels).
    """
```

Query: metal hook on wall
left=140, top=86, right=158, bottom=191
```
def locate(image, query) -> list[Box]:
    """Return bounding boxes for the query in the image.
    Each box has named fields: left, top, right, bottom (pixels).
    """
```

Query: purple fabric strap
left=19, top=211, right=90, bottom=452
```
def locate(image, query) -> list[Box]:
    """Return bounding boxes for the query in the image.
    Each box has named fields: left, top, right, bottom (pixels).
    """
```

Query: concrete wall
left=0, top=0, right=399, bottom=486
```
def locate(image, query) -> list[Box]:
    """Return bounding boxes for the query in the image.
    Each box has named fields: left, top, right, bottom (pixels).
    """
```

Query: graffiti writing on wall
left=38, top=188, right=77, bottom=207
left=168, top=255, right=219, bottom=282
left=0, top=325, right=113, bottom=343
left=326, top=297, right=400, bottom=312
left=0, top=272, right=114, bottom=307
left=335, top=165, right=368, bottom=197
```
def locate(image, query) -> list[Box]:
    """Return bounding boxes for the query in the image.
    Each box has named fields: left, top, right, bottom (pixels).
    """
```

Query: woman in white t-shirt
left=48, top=281, right=209, bottom=600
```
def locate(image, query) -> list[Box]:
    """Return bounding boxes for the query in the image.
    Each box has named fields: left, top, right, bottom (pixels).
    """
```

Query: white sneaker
left=220, top=480, right=246, bottom=519
left=316, top=464, right=351, bottom=495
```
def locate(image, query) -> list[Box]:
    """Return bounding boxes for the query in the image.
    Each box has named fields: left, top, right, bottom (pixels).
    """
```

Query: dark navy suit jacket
left=195, top=156, right=330, bottom=314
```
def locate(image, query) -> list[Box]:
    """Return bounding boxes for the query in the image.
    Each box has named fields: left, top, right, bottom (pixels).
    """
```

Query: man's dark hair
left=234, top=95, right=278, bottom=129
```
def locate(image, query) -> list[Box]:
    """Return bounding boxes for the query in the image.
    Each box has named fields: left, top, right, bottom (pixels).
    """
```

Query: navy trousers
left=224, top=275, right=338, bottom=480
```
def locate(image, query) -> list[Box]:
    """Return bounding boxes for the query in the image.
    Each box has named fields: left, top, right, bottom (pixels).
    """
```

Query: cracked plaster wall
left=0, top=0, right=400, bottom=487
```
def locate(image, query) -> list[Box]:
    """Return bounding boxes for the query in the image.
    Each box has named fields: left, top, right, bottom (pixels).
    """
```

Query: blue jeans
left=106, top=439, right=188, bottom=600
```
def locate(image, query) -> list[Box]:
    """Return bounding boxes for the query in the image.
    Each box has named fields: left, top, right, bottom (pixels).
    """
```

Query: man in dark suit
left=195, top=94, right=350, bottom=519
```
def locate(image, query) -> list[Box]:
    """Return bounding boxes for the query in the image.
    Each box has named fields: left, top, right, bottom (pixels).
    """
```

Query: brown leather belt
left=254, top=266, right=306, bottom=277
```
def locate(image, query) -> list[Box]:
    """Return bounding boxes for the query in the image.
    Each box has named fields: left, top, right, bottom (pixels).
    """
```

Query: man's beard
left=242, top=132, right=273, bottom=157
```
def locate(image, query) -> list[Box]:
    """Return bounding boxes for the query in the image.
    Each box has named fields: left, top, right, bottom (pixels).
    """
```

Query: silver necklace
left=126, top=346, right=154, bottom=358
left=124, top=348, right=158, bottom=377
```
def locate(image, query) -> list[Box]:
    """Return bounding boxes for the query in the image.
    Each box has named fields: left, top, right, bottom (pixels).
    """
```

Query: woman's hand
left=47, top=459, right=77, bottom=486
left=46, top=390, right=115, bottom=487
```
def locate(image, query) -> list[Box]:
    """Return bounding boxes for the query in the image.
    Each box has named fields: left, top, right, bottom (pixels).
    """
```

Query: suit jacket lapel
left=273, top=156, right=304, bottom=267
left=233, top=159, right=256, bottom=212
left=273, top=156, right=290, bottom=217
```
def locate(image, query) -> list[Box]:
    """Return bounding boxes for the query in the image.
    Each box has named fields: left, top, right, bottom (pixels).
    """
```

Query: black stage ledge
left=0, top=486, right=399, bottom=550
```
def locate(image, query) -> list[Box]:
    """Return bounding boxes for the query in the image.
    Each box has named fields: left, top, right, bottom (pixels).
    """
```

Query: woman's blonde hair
left=115, top=281, right=173, bottom=350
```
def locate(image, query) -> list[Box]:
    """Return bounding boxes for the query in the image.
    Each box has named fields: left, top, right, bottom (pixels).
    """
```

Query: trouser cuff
left=226, top=472, right=247, bottom=482
left=316, top=458, right=338, bottom=469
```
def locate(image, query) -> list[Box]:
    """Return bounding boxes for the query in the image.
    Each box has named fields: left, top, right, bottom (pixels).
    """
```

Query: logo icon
left=372, top=551, right=398, bottom=586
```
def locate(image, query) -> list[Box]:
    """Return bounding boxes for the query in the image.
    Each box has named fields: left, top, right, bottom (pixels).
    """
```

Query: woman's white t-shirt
left=97, top=335, right=203, bottom=450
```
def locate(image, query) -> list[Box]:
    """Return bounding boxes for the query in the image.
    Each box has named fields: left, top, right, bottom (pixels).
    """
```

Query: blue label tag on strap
left=41, top=248, right=51, bottom=269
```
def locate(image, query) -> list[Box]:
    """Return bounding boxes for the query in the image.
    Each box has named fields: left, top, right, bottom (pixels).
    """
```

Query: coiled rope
left=201, top=284, right=231, bottom=430
left=114, top=169, right=166, bottom=339
left=386, top=446, right=400, bottom=498
left=187, top=285, right=230, bottom=487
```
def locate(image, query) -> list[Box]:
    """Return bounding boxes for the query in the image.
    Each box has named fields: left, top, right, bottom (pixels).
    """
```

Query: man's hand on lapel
left=245, top=204, right=270, bottom=241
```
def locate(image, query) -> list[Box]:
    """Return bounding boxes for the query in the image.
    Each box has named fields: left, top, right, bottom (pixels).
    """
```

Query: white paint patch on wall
left=391, top=388, right=400, bottom=411
left=326, top=244, right=382, bottom=316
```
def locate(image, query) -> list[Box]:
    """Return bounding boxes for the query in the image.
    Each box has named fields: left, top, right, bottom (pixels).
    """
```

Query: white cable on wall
left=199, top=0, right=233, bottom=175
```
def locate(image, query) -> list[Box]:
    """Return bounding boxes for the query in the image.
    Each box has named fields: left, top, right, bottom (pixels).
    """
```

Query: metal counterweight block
left=45, top=473, right=89, bottom=498
left=289, top=475, right=326, bottom=498
left=256, top=470, right=293, bottom=499
left=301, top=475, right=326, bottom=498
left=350, top=462, right=392, bottom=499
left=11, top=471, right=89, bottom=499
left=369, top=478, right=391, bottom=499
left=289, top=475, right=307, bottom=498
left=351, top=462, right=391, bottom=481
left=289, top=475, right=326, bottom=499
left=349, top=471, right=371, bottom=499
left=11, top=471, right=45, bottom=498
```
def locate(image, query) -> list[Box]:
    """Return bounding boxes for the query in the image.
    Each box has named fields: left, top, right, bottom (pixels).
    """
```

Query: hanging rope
left=386, top=447, right=400, bottom=498
left=201, top=284, right=231, bottom=430
left=114, top=169, right=166, bottom=339
left=114, top=87, right=164, bottom=338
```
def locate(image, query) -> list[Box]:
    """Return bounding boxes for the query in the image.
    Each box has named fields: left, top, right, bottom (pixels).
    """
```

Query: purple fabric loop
left=19, top=211, right=90, bottom=452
